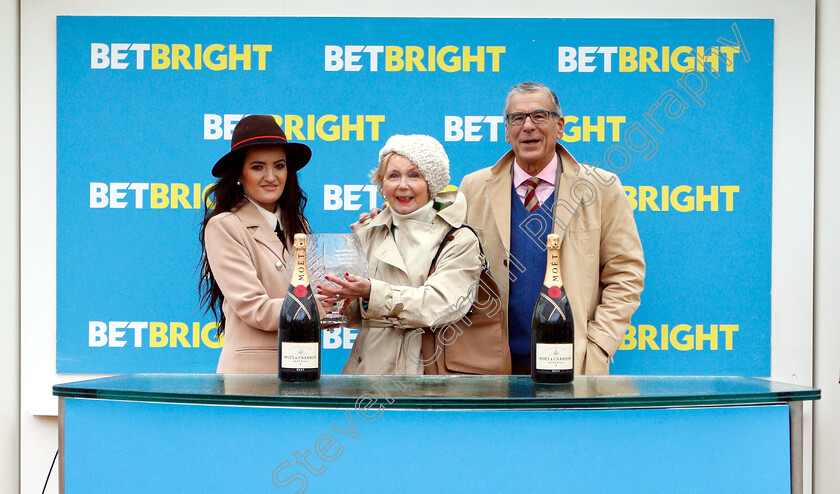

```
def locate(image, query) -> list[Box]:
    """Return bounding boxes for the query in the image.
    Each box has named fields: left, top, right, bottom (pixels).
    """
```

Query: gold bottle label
left=543, top=233, right=563, bottom=298
left=291, top=233, right=309, bottom=297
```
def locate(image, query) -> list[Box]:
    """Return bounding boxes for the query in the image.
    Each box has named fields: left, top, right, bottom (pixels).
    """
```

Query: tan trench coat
left=459, top=144, right=645, bottom=375
left=342, top=190, right=483, bottom=375
left=205, top=200, right=290, bottom=374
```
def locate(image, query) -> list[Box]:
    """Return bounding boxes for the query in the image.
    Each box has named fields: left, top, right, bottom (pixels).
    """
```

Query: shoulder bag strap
left=428, top=225, right=485, bottom=276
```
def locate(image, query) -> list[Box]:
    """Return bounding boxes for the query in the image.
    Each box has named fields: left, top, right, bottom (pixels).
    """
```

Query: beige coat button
left=275, top=260, right=284, bottom=271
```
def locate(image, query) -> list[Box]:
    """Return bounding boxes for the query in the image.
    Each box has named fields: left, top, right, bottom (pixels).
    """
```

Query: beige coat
left=205, top=200, right=290, bottom=374
left=459, top=144, right=645, bottom=375
left=342, top=190, right=483, bottom=375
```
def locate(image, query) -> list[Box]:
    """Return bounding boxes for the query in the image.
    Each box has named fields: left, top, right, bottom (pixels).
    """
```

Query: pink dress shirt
left=512, top=154, right=559, bottom=208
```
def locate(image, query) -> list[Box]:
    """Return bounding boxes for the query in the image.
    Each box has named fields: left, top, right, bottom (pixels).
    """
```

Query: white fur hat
left=378, top=134, right=450, bottom=197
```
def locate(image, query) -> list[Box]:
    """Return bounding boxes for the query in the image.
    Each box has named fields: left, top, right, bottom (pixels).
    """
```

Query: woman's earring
left=236, top=180, right=241, bottom=186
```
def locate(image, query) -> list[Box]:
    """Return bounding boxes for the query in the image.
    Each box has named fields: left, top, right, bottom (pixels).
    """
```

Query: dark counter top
left=53, top=374, right=820, bottom=410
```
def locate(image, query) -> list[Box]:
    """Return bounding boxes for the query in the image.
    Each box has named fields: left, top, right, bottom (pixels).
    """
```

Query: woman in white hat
left=198, top=114, right=316, bottom=374
left=318, top=135, right=495, bottom=375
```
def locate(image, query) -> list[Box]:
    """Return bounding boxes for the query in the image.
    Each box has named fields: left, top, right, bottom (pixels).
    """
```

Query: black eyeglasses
left=505, top=110, right=559, bottom=126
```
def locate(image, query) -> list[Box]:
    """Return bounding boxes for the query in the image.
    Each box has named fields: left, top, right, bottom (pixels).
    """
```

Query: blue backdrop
left=62, top=398, right=791, bottom=492
left=56, top=17, right=773, bottom=375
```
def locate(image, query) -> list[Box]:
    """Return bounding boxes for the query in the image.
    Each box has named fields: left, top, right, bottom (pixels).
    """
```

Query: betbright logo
left=325, top=45, right=505, bottom=72
left=557, top=45, right=742, bottom=73
left=324, top=185, right=379, bottom=211
left=204, top=114, right=385, bottom=142
left=88, top=321, right=222, bottom=348
left=89, top=183, right=211, bottom=209
left=444, top=115, right=627, bottom=142
left=90, top=43, right=272, bottom=70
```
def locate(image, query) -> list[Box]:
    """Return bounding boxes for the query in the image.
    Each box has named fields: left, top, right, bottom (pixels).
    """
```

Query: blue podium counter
left=54, top=375, right=820, bottom=493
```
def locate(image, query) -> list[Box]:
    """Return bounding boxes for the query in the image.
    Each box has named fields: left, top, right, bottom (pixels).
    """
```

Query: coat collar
left=365, top=207, right=407, bottom=275
left=363, top=190, right=467, bottom=277
left=552, top=145, right=590, bottom=249
left=485, top=152, right=514, bottom=250
left=232, top=199, right=287, bottom=261
left=434, top=190, right=467, bottom=228
left=484, top=144, right=589, bottom=251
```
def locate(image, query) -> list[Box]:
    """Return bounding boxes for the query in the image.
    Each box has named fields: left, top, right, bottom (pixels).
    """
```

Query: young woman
left=198, top=115, right=313, bottom=373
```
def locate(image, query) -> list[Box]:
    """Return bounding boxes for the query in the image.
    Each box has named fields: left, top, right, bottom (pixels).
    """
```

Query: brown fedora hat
left=211, top=114, right=312, bottom=177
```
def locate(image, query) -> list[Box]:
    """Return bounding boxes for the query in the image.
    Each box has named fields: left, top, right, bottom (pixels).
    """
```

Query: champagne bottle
left=531, top=233, right=574, bottom=383
left=278, top=233, right=321, bottom=382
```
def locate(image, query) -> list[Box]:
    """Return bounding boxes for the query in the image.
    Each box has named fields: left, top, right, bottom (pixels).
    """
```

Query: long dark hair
left=198, top=147, right=310, bottom=335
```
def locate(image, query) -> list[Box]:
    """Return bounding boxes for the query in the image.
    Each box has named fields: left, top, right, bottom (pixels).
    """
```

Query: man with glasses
left=459, top=81, right=645, bottom=376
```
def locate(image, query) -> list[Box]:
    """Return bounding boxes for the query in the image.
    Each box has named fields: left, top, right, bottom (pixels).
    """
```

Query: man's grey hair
left=503, top=82, right=563, bottom=118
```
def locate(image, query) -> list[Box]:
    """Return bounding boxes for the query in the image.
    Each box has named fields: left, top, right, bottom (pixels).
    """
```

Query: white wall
left=1, top=1, right=20, bottom=494
left=813, top=0, right=840, bottom=490
left=16, top=1, right=836, bottom=493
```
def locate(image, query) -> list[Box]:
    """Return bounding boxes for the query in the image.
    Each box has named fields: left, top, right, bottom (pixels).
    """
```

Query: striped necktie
left=523, top=177, right=542, bottom=213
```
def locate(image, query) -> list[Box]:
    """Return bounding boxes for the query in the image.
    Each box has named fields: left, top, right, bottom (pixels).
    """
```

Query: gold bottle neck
left=543, top=246, right=562, bottom=288
left=291, top=234, right=309, bottom=287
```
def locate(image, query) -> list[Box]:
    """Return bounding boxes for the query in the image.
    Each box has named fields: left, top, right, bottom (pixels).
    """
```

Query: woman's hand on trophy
left=317, top=273, right=372, bottom=305
left=314, top=290, right=344, bottom=313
